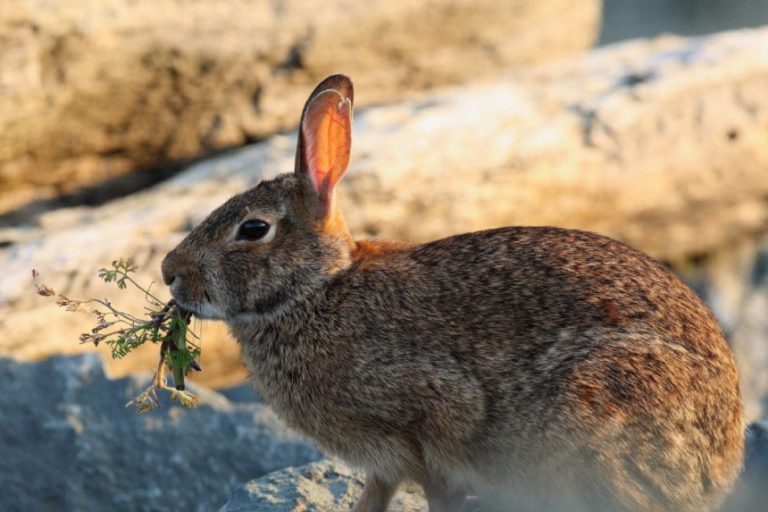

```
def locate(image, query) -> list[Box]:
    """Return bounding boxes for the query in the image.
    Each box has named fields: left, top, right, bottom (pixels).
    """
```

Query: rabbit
left=161, top=74, right=744, bottom=512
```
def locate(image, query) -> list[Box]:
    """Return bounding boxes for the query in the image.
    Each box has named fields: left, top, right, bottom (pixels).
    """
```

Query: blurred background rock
left=0, top=0, right=600, bottom=216
left=1, top=0, right=767, bottom=509
left=599, top=0, right=768, bottom=43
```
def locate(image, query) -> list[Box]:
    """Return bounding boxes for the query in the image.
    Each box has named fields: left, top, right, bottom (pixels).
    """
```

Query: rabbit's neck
left=230, top=291, right=337, bottom=434
left=228, top=272, right=333, bottom=350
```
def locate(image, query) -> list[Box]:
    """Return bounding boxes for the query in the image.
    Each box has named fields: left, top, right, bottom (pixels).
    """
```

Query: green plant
left=33, top=259, right=202, bottom=413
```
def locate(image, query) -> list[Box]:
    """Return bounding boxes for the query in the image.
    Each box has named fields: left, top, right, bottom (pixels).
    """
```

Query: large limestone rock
left=1, top=27, right=767, bottom=400
left=0, top=354, right=321, bottom=511
left=0, top=0, right=600, bottom=214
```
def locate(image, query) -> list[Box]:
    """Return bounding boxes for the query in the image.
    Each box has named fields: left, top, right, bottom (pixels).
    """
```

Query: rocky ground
left=0, top=354, right=321, bottom=511
left=0, top=354, right=764, bottom=511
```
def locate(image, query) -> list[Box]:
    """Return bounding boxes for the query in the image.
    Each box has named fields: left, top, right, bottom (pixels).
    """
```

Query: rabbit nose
left=161, top=254, right=178, bottom=286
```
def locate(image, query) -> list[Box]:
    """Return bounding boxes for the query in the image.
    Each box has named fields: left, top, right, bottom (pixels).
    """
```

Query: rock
left=0, top=355, right=321, bottom=511
left=220, top=383, right=264, bottom=403
left=723, top=418, right=768, bottom=512
left=220, top=459, right=427, bottom=512
left=0, top=0, right=601, bottom=214
left=1, top=27, right=767, bottom=394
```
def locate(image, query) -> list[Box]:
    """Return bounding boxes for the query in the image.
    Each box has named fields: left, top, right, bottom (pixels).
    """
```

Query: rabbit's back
left=337, top=228, right=743, bottom=510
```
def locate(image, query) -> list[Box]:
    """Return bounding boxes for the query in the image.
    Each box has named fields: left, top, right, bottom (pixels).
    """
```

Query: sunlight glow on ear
left=302, top=90, right=352, bottom=197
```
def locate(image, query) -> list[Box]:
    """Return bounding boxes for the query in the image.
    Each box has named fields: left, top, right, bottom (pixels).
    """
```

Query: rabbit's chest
left=241, top=339, right=336, bottom=427
left=244, top=353, right=313, bottom=411
left=243, top=343, right=406, bottom=467
left=252, top=365, right=345, bottom=435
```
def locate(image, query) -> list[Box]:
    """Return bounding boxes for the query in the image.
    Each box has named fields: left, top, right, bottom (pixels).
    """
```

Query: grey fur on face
left=164, top=173, right=351, bottom=320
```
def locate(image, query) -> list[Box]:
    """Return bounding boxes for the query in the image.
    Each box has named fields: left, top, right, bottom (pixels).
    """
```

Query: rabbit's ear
left=295, top=74, right=353, bottom=217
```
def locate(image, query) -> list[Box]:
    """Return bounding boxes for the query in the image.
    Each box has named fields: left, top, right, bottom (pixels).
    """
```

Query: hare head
left=161, top=75, right=356, bottom=321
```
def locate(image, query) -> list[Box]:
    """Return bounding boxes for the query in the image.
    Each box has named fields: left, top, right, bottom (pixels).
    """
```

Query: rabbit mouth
left=172, top=294, right=226, bottom=320
left=166, top=276, right=225, bottom=320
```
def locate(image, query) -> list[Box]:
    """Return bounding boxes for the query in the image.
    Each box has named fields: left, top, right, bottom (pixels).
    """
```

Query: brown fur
left=161, top=75, right=744, bottom=512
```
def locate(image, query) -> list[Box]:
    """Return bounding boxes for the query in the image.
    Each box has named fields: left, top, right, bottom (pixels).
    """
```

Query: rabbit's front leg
left=352, top=474, right=397, bottom=512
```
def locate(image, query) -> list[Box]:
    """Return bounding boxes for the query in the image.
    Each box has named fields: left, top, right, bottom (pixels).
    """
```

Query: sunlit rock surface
left=0, top=0, right=600, bottom=214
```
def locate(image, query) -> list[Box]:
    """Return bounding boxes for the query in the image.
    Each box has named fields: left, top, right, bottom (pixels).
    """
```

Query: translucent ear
left=295, top=75, right=353, bottom=216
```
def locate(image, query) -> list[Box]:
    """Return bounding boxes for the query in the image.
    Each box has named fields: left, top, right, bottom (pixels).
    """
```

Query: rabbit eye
left=237, top=219, right=271, bottom=241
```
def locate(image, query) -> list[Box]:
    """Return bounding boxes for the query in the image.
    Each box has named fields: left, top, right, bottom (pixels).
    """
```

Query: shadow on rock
left=0, top=355, right=321, bottom=511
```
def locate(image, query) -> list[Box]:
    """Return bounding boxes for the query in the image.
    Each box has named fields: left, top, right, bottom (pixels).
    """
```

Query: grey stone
left=219, top=383, right=263, bottom=404
left=0, top=355, right=321, bottom=512
left=220, top=459, right=427, bottom=512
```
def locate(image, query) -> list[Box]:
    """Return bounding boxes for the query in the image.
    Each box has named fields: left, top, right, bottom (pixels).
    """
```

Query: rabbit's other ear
left=295, top=74, right=353, bottom=218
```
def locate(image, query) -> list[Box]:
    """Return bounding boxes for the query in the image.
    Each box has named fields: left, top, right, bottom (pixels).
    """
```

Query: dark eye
left=237, top=219, right=271, bottom=241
